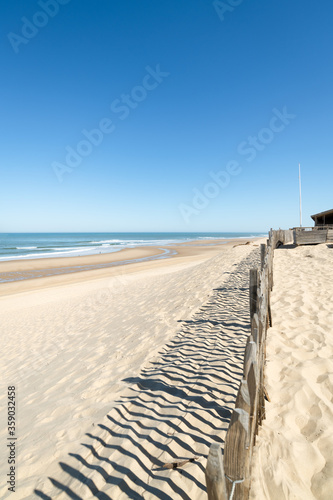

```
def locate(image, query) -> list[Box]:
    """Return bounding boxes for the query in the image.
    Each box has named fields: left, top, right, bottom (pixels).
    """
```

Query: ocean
left=0, top=232, right=266, bottom=261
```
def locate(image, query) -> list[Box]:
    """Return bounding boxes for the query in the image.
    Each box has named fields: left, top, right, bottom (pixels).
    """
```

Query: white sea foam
left=0, top=247, right=93, bottom=260
left=90, top=239, right=123, bottom=244
left=16, top=246, right=38, bottom=249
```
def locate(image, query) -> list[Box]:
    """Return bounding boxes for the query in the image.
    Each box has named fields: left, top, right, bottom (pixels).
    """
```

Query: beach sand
left=250, top=243, right=333, bottom=500
left=0, top=239, right=261, bottom=499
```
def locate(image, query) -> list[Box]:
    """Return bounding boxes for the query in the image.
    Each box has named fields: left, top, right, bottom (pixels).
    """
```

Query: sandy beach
left=0, top=238, right=261, bottom=499
left=3, top=0, right=332, bottom=498
left=250, top=243, right=333, bottom=500
left=0, top=239, right=242, bottom=296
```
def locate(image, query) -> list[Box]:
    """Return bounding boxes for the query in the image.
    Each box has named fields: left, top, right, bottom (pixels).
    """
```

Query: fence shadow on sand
left=34, top=250, right=260, bottom=500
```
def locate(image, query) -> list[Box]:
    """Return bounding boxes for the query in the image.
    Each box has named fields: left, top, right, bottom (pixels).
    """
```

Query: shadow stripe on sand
left=35, top=248, right=260, bottom=500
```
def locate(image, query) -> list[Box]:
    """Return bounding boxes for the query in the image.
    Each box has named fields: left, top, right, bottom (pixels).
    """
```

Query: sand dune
left=0, top=241, right=261, bottom=499
left=250, top=243, right=333, bottom=500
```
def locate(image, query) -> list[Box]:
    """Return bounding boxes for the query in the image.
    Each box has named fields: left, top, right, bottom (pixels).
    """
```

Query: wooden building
left=293, top=209, right=333, bottom=245
left=311, top=208, right=333, bottom=226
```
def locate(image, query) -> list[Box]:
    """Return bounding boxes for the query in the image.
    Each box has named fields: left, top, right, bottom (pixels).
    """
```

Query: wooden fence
left=205, top=230, right=292, bottom=500
left=293, top=226, right=333, bottom=245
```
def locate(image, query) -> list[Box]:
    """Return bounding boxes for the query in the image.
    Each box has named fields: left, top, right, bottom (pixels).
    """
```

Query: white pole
left=299, top=163, right=302, bottom=227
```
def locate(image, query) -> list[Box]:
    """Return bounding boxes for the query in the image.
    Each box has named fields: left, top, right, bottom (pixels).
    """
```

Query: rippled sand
left=0, top=240, right=261, bottom=499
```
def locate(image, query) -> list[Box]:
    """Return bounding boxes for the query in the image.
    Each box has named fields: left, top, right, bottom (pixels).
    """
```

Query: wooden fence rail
left=205, top=230, right=292, bottom=500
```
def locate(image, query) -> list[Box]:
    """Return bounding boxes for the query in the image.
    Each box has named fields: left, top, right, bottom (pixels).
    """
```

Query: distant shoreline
left=0, top=238, right=263, bottom=294
left=0, top=232, right=266, bottom=262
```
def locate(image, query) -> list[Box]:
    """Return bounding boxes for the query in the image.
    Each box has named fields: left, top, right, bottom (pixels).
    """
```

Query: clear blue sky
left=2, top=0, right=333, bottom=232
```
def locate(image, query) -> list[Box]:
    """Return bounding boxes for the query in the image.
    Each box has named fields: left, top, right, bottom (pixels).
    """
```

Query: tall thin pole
left=299, top=163, right=302, bottom=227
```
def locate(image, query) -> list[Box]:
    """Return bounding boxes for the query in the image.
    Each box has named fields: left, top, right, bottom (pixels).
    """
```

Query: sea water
left=0, top=232, right=266, bottom=261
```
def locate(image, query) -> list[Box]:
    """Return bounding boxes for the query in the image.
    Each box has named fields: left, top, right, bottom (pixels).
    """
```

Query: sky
left=1, top=0, right=333, bottom=232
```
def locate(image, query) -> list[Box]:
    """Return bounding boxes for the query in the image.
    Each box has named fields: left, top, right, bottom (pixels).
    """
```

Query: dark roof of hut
left=311, top=208, right=333, bottom=220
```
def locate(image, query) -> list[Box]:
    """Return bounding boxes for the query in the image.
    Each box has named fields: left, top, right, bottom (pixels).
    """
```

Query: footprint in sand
left=311, top=438, right=333, bottom=499
left=72, top=407, right=95, bottom=419
left=21, top=452, right=35, bottom=463
left=295, top=414, right=308, bottom=429
left=292, top=309, right=304, bottom=319
left=317, top=374, right=333, bottom=402
left=56, top=429, right=67, bottom=439
left=299, top=337, right=314, bottom=351
left=299, top=405, right=322, bottom=441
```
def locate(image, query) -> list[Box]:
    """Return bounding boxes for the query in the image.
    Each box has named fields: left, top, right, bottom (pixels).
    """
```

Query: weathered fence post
left=267, top=289, right=272, bottom=327
left=247, top=359, right=258, bottom=441
left=206, top=443, right=228, bottom=500
left=235, top=379, right=251, bottom=422
left=224, top=404, right=251, bottom=499
left=251, top=313, right=259, bottom=346
left=260, top=244, right=266, bottom=271
left=243, top=341, right=257, bottom=380
left=249, top=269, right=258, bottom=320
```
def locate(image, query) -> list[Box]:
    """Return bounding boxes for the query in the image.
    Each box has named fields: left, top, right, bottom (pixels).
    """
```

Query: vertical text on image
left=7, top=385, right=17, bottom=493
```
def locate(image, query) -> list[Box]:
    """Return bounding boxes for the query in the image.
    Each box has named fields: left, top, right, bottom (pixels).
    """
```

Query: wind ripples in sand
left=34, top=248, right=260, bottom=499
